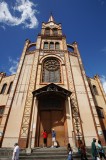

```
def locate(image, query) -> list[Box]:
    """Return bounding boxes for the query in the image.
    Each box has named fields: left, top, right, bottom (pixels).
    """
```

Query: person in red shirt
left=42, top=130, right=48, bottom=147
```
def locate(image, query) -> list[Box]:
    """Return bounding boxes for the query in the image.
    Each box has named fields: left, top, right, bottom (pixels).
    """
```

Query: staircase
left=0, top=147, right=92, bottom=160
left=20, top=147, right=67, bottom=160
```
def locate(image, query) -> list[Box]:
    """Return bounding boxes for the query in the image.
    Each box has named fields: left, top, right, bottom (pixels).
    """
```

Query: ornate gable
left=33, top=83, right=71, bottom=99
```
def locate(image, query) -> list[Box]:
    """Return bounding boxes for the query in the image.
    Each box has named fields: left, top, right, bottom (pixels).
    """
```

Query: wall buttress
left=18, top=51, right=39, bottom=148
left=65, top=53, right=84, bottom=144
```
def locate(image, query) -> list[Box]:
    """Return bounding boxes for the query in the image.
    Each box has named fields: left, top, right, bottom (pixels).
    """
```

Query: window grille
left=42, top=58, right=61, bottom=83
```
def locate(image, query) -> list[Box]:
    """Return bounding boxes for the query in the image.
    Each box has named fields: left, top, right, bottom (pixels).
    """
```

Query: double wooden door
left=39, top=110, right=65, bottom=147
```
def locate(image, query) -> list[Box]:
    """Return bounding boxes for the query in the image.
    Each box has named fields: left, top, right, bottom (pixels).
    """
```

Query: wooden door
left=39, top=111, right=51, bottom=147
left=39, top=110, right=65, bottom=147
left=51, top=111, right=65, bottom=146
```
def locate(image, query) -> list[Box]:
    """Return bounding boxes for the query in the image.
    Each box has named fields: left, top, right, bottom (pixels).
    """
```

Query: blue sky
left=0, top=0, right=106, bottom=92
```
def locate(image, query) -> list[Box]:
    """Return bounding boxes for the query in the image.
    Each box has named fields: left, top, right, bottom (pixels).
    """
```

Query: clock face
left=50, top=22, right=54, bottom=27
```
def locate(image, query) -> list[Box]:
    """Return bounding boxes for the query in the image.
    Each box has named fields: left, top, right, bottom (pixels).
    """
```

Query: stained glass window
left=42, top=58, right=61, bottom=83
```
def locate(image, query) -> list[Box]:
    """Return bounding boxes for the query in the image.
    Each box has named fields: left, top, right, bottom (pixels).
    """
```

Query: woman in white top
left=67, top=143, right=72, bottom=160
left=12, top=143, right=20, bottom=160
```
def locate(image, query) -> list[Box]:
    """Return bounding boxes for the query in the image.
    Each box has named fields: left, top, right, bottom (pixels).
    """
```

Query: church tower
left=0, top=15, right=106, bottom=148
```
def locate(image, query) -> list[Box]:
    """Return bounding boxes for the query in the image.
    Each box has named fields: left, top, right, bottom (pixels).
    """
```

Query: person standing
left=78, top=140, right=88, bottom=160
left=51, top=129, right=56, bottom=147
left=42, top=130, right=48, bottom=147
left=67, top=143, right=72, bottom=160
left=97, top=140, right=106, bottom=160
left=91, top=138, right=98, bottom=160
left=12, top=143, right=20, bottom=160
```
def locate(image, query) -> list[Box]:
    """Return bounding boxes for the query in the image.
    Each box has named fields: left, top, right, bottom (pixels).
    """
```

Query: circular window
left=44, top=58, right=60, bottom=71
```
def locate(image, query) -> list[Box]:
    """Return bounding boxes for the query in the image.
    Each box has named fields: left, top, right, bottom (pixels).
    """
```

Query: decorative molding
left=33, top=83, right=71, bottom=99
left=65, top=52, right=84, bottom=142
left=19, top=51, right=39, bottom=148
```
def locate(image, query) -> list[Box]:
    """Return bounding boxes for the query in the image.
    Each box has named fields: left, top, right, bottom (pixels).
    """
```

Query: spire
left=48, top=12, right=55, bottom=22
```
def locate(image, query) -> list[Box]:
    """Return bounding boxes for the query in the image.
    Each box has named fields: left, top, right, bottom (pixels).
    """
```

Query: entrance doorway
left=37, top=96, right=66, bottom=147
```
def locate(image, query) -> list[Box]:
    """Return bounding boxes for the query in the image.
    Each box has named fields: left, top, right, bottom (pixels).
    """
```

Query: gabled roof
left=32, top=83, right=71, bottom=99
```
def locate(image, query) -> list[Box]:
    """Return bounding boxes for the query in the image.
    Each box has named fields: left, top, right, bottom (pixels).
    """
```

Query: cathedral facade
left=0, top=15, right=106, bottom=148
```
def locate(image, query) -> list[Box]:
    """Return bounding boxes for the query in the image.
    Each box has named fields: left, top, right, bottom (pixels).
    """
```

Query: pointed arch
left=39, top=54, right=64, bottom=65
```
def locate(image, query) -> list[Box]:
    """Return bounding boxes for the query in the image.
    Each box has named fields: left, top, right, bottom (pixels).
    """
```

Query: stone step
left=20, top=152, right=67, bottom=156
left=0, top=147, right=92, bottom=160
left=0, top=157, right=92, bottom=160
left=32, top=147, right=67, bottom=151
left=19, top=155, right=67, bottom=159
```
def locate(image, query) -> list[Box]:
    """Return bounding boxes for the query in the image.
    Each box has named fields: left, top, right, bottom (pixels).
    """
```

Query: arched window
left=93, top=85, right=98, bottom=95
left=55, top=42, right=60, bottom=50
left=44, top=42, right=48, bottom=49
left=45, top=28, right=50, bottom=35
left=0, top=83, right=7, bottom=94
left=0, top=106, right=5, bottom=125
left=50, top=42, right=54, bottom=50
left=0, top=106, right=5, bottom=115
left=53, top=28, right=58, bottom=35
left=7, top=82, right=13, bottom=94
left=97, top=107, right=104, bottom=118
left=42, top=57, right=61, bottom=83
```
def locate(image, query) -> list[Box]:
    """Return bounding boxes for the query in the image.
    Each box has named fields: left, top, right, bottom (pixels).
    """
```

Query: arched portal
left=33, top=83, right=71, bottom=147
left=38, top=95, right=65, bottom=147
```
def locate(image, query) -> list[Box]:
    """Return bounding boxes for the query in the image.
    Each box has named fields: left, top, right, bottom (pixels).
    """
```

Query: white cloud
left=100, top=75, right=106, bottom=93
left=0, top=0, right=38, bottom=29
left=8, top=57, right=19, bottom=74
